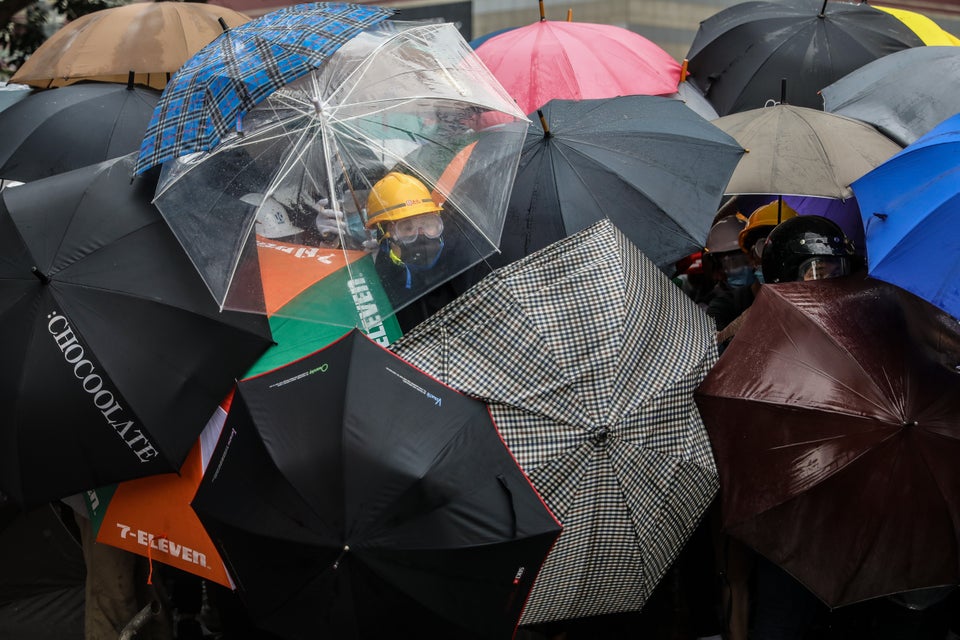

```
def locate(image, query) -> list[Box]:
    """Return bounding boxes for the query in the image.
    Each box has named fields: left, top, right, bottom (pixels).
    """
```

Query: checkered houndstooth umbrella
left=134, top=2, right=393, bottom=174
left=390, top=219, right=719, bottom=625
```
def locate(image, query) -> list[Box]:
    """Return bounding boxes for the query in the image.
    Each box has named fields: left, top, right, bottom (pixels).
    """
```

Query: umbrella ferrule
left=31, top=267, right=50, bottom=284
left=332, top=544, right=350, bottom=570
left=591, top=426, right=610, bottom=444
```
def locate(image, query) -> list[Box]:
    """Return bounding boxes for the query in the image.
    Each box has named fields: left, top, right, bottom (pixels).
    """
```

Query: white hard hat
left=241, top=193, right=303, bottom=240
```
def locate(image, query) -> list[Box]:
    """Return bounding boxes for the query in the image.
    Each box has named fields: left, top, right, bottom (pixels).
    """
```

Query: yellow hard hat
left=739, top=200, right=799, bottom=252
left=365, top=172, right=442, bottom=229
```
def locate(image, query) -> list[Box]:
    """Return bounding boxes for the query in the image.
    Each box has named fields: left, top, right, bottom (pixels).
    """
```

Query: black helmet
left=761, top=215, right=855, bottom=284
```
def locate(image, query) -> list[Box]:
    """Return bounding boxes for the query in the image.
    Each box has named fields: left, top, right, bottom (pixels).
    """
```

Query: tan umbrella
left=714, top=103, right=903, bottom=199
left=10, top=2, right=251, bottom=90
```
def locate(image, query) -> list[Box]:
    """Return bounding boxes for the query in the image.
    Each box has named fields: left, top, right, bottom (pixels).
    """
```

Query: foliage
left=1, top=0, right=124, bottom=80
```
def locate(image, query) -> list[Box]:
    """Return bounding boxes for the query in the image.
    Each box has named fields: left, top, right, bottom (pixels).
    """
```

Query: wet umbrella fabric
left=822, top=46, right=960, bottom=147
left=695, top=275, right=960, bottom=607
left=392, top=220, right=720, bottom=625
left=850, top=113, right=960, bottom=320
left=714, top=103, right=903, bottom=199
left=0, top=82, right=160, bottom=182
left=192, top=329, right=561, bottom=639
left=9, top=2, right=252, bottom=91
left=0, top=154, right=273, bottom=507
left=135, top=2, right=393, bottom=174
left=479, top=96, right=743, bottom=275
left=685, top=0, right=923, bottom=117
left=474, top=19, right=681, bottom=115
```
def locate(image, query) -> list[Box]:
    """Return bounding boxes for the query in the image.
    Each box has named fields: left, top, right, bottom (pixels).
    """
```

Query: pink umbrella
left=475, top=3, right=681, bottom=115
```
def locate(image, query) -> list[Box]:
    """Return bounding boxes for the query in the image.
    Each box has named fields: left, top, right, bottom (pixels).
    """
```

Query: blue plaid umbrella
left=134, top=2, right=393, bottom=175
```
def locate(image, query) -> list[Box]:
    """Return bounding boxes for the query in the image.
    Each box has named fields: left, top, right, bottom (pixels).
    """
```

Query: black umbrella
left=0, top=78, right=160, bottom=182
left=685, top=0, right=923, bottom=116
left=192, top=329, right=561, bottom=640
left=0, top=153, right=273, bottom=507
left=463, top=96, right=742, bottom=283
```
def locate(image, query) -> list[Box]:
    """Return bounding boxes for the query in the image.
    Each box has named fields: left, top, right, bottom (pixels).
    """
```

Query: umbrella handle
left=497, top=474, right=518, bottom=538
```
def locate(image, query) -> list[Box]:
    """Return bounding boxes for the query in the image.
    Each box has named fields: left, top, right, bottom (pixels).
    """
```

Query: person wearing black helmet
left=761, top=215, right=858, bottom=284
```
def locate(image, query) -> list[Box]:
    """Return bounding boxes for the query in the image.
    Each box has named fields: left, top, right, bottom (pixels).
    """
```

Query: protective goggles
left=388, top=213, right=444, bottom=244
left=799, top=256, right=850, bottom=281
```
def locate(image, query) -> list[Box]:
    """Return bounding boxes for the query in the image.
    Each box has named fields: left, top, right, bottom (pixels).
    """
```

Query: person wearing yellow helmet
left=365, top=171, right=447, bottom=279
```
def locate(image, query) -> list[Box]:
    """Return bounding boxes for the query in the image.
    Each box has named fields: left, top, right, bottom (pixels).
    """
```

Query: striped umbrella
left=391, top=219, right=719, bottom=625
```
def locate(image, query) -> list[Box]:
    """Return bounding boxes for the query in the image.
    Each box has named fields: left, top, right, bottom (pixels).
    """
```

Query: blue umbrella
left=851, top=113, right=960, bottom=319
left=134, top=2, right=393, bottom=174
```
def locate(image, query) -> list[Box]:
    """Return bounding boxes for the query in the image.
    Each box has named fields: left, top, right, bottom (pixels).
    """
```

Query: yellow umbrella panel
left=876, top=5, right=960, bottom=45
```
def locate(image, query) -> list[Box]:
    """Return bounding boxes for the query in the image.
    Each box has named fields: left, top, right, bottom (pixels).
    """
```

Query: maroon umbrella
left=695, top=274, right=960, bottom=607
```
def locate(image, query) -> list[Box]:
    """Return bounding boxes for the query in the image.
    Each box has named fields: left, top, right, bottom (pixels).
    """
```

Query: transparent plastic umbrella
left=153, top=21, right=528, bottom=328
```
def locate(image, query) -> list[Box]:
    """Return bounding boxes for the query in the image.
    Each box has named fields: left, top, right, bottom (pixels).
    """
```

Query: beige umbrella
left=10, top=2, right=251, bottom=90
left=715, top=103, right=903, bottom=199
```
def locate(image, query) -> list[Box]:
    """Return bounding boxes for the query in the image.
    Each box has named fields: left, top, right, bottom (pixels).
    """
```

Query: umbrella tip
left=566, top=8, right=572, bottom=21
left=539, top=0, right=546, bottom=21
left=31, top=267, right=50, bottom=284
left=819, top=0, right=828, bottom=17
left=127, top=70, right=135, bottom=90
left=218, top=16, right=229, bottom=31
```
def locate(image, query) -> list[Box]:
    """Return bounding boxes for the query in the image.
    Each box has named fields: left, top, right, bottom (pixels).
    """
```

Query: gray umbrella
left=390, top=219, right=719, bottom=626
left=714, top=103, right=903, bottom=199
left=821, top=46, right=960, bottom=147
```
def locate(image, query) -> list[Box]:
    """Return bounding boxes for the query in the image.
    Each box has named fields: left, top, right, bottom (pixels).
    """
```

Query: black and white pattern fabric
left=391, top=219, right=719, bottom=625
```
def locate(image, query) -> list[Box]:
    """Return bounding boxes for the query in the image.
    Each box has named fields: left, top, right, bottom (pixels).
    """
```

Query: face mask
left=725, top=265, right=755, bottom=288
left=392, top=235, right=444, bottom=269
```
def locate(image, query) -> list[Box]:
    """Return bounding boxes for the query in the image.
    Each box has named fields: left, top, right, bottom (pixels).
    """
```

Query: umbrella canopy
left=0, top=83, right=30, bottom=113
left=84, top=285, right=404, bottom=587
left=135, top=2, right=394, bottom=174
left=9, top=2, right=251, bottom=91
left=0, top=80, right=159, bottom=183
left=150, top=20, right=527, bottom=326
left=192, top=329, right=562, bottom=639
left=671, top=80, right=719, bottom=121
left=474, top=17, right=681, bottom=115
left=392, top=220, right=720, bottom=625
left=0, top=154, right=273, bottom=507
left=714, top=103, right=903, bottom=198
left=850, top=113, right=960, bottom=320
left=477, top=96, right=742, bottom=275
left=695, top=275, right=960, bottom=607
left=875, top=5, right=960, bottom=45
left=821, top=46, right=960, bottom=147
left=685, top=0, right=924, bottom=117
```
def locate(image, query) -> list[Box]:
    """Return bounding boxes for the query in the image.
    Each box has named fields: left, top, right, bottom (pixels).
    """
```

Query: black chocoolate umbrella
left=0, top=79, right=159, bottom=182
left=0, top=153, right=273, bottom=507
left=685, top=0, right=924, bottom=116
left=192, top=329, right=561, bottom=640
left=467, top=96, right=742, bottom=281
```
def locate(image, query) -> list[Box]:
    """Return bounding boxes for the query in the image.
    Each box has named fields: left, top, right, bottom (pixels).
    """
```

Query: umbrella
left=685, top=0, right=924, bottom=117
left=0, top=79, right=159, bottom=183
left=850, top=113, right=960, bottom=320
left=471, top=96, right=743, bottom=276
left=0, top=82, right=30, bottom=112
left=392, top=220, right=720, bottom=625
left=134, top=2, right=394, bottom=174
left=0, top=154, right=273, bottom=508
left=192, top=329, right=562, bottom=639
left=671, top=80, right=719, bottom=121
left=694, top=274, right=960, bottom=607
left=9, top=2, right=252, bottom=90
left=83, top=288, right=405, bottom=587
left=714, top=103, right=903, bottom=199
left=474, top=10, right=681, bottom=115
left=149, top=20, right=528, bottom=327
left=874, top=5, right=960, bottom=45
left=821, top=46, right=960, bottom=147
